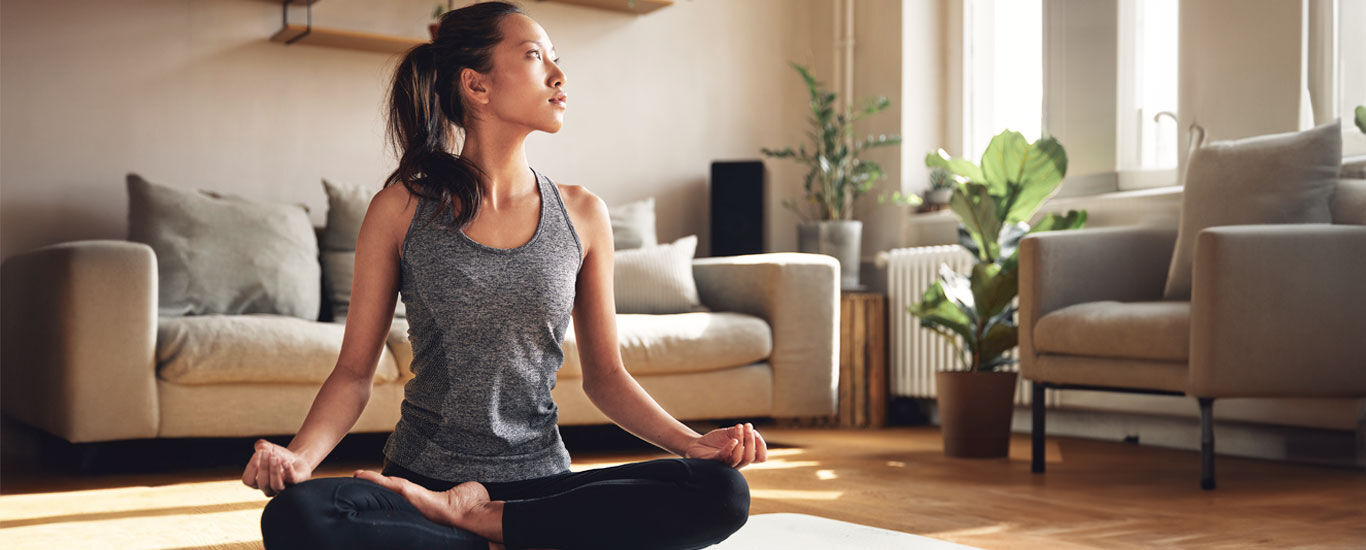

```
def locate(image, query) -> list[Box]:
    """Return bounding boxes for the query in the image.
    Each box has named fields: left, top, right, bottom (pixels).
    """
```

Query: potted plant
left=925, top=167, right=955, bottom=205
left=909, top=130, right=1087, bottom=458
left=761, top=61, right=908, bottom=290
left=430, top=2, right=453, bottom=40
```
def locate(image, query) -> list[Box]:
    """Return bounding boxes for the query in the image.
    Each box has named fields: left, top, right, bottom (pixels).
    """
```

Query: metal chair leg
left=1032, top=381, right=1046, bottom=474
left=1199, top=397, right=1215, bottom=490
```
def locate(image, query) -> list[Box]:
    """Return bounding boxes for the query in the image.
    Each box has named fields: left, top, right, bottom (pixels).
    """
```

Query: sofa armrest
left=1, top=240, right=160, bottom=442
left=1189, top=224, right=1366, bottom=398
left=1018, top=225, right=1178, bottom=368
left=692, top=253, right=839, bottom=418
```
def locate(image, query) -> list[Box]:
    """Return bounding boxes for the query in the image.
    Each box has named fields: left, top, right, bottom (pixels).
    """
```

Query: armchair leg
left=1199, top=397, right=1215, bottom=490
left=1032, top=381, right=1046, bottom=474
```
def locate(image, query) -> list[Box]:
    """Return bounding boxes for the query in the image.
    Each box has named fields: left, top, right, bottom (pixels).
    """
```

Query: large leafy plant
left=761, top=62, right=907, bottom=221
left=909, top=130, right=1088, bottom=372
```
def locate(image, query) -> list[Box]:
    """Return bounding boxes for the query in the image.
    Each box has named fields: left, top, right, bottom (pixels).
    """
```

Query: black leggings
left=259, top=456, right=750, bottom=550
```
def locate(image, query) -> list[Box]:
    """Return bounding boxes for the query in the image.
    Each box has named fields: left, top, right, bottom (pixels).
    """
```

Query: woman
left=242, top=2, right=766, bottom=549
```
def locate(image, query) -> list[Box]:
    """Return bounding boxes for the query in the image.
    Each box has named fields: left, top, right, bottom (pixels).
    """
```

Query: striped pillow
left=614, top=235, right=710, bottom=314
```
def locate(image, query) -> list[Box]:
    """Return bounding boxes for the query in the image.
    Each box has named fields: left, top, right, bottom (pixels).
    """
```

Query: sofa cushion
left=127, top=173, right=321, bottom=319
left=156, top=314, right=398, bottom=384
left=320, top=178, right=407, bottom=321
left=609, top=196, right=658, bottom=250
left=1034, top=301, right=1190, bottom=362
left=614, top=235, right=709, bottom=314
left=559, top=312, right=772, bottom=378
left=1163, top=120, right=1341, bottom=300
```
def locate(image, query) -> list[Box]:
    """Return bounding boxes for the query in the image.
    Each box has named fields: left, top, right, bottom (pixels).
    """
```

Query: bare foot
left=354, top=471, right=502, bottom=540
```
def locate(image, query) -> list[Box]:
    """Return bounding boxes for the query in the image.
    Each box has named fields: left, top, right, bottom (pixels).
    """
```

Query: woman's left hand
left=684, top=422, right=767, bottom=469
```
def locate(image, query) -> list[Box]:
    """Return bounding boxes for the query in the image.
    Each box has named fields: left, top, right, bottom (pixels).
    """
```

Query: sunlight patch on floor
left=815, top=469, right=838, bottom=480
left=0, top=479, right=267, bottom=523
left=751, top=488, right=845, bottom=500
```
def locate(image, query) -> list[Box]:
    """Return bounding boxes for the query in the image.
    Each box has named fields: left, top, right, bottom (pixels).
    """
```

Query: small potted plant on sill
left=909, top=129, right=1087, bottom=458
left=760, top=61, right=910, bottom=290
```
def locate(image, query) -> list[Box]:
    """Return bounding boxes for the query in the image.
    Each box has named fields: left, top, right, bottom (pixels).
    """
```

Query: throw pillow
left=609, top=196, right=658, bottom=250
left=614, top=234, right=710, bottom=314
left=1163, top=119, right=1341, bottom=300
left=320, top=178, right=406, bottom=321
left=126, top=173, right=321, bottom=319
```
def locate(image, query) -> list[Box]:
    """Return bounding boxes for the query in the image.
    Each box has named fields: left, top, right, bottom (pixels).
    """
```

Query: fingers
left=730, top=424, right=745, bottom=467
left=754, top=428, right=768, bottom=463
left=243, top=439, right=267, bottom=488
left=269, top=448, right=286, bottom=493
left=743, top=423, right=756, bottom=467
left=255, top=448, right=272, bottom=496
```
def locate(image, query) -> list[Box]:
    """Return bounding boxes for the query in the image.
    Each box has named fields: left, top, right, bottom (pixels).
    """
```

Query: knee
left=260, top=478, right=342, bottom=549
left=684, top=459, right=751, bottom=533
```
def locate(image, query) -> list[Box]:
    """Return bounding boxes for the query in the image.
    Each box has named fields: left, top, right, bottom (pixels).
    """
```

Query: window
left=962, top=0, right=1043, bottom=162
left=1116, top=0, right=1179, bottom=174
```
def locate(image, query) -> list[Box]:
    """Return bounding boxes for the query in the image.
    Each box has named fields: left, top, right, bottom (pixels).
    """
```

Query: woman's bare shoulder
left=556, top=183, right=608, bottom=257
left=367, top=183, right=424, bottom=248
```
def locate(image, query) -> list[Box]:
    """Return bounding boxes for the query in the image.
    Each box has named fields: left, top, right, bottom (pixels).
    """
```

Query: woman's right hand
left=242, top=439, right=313, bottom=497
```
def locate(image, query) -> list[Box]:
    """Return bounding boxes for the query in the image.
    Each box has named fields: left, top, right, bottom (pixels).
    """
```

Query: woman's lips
left=549, top=98, right=566, bottom=108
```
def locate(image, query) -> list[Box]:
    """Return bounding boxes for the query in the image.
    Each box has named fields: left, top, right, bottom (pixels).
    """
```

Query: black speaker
left=710, top=160, right=766, bottom=257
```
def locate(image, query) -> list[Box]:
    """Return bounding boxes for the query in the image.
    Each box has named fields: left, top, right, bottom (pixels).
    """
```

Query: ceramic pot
left=797, top=220, right=862, bottom=290
left=936, top=370, right=1018, bottom=458
left=926, top=188, right=954, bottom=205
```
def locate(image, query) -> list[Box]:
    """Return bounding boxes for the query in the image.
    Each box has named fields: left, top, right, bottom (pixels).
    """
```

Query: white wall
left=0, top=0, right=837, bottom=262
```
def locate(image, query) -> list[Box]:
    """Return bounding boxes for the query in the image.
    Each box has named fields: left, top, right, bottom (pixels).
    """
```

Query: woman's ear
left=460, top=67, right=490, bottom=106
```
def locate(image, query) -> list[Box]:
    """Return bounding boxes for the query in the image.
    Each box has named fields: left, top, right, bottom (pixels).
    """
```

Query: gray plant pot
left=926, top=188, right=954, bottom=205
left=797, top=220, right=862, bottom=290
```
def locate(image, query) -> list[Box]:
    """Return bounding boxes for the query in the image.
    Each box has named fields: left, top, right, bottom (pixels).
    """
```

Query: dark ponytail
left=382, top=1, right=526, bottom=232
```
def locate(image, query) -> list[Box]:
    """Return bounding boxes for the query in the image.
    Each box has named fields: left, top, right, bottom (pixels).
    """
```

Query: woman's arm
left=286, top=186, right=410, bottom=470
left=567, top=190, right=702, bottom=457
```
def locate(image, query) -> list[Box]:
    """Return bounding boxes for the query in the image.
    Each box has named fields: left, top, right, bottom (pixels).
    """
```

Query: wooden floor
left=2, top=420, right=1364, bottom=549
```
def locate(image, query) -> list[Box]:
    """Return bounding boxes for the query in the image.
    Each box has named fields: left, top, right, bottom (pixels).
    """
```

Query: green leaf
left=1357, top=105, right=1366, bottom=133
left=969, top=262, right=1016, bottom=323
left=1002, top=136, right=1069, bottom=223
left=949, top=183, right=1002, bottom=263
left=979, top=130, right=1027, bottom=195
left=924, top=148, right=984, bottom=183
left=908, top=280, right=976, bottom=350
left=978, top=322, right=1018, bottom=371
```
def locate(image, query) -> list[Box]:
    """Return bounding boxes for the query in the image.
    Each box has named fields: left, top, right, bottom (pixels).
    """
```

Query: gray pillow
left=609, top=196, right=658, bottom=250
left=320, top=178, right=406, bottom=321
left=1163, top=119, right=1341, bottom=300
left=126, top=173, right=321, bottom=319
left=614, top=234, right=709, bottom=314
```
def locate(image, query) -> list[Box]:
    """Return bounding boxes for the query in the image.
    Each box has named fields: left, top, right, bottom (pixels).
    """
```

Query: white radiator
left=879, top=245, right=1056, bottom=407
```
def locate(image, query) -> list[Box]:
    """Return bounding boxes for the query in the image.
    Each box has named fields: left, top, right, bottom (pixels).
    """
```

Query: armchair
left=1018, top=179, right=1366, bottom=490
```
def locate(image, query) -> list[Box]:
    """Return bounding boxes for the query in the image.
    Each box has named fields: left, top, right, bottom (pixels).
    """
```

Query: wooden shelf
left=537, top=0, right=674, bottom=14
left=269, top=23, right=425, bottom=55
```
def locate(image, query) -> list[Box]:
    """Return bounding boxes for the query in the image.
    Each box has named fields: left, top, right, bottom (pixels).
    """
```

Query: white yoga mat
left=708, top=513, right=979, bottom=550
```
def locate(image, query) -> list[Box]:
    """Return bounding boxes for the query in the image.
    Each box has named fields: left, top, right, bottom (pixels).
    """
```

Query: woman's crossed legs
left=260, top=457, right=750, bottom=550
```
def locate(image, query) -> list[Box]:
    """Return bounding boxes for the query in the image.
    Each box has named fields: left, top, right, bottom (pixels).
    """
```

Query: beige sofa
left=1, top=238, right=840, bottom=446
left=1018, top=179, right=1366, bottom=489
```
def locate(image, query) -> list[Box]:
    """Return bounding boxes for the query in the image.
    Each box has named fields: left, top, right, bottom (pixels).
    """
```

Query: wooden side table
left=776, top=291, right=889, bottom=428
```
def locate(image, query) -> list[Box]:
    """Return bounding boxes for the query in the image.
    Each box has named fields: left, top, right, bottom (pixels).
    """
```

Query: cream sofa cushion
left=157, top=313, right=398, bottom=384
left=560, top=312, right=772, bottom=378
left=1034, top=301, right=1191, bottom=362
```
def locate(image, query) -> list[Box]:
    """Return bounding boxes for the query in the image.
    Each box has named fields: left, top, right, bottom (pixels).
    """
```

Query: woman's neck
left=459, top=129, right=536, bottom=207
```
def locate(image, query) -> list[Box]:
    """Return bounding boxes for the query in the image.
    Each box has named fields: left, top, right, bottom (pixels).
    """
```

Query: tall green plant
left=909, top=130, right=1088, bottom=372
left=761, top=61, right=909, bottom=221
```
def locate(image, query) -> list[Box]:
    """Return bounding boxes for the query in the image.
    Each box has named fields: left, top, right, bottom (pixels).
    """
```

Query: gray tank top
left=383, top=166, right=582, bottom=483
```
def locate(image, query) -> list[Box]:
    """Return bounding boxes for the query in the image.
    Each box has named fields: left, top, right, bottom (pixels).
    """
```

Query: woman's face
left=466, top=14, right=568, bottom=134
